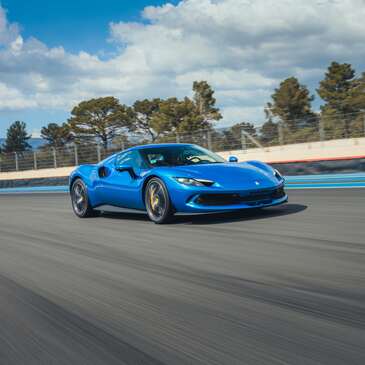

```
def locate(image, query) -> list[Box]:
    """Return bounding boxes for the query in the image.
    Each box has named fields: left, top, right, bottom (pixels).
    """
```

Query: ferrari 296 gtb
left=69, top=144, right=287, bottom=223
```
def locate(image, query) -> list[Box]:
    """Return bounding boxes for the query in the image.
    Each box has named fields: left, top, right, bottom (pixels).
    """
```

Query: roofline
left=101, top=143, right=197, bottom=163
left=130, top=143, right=195, bottom=150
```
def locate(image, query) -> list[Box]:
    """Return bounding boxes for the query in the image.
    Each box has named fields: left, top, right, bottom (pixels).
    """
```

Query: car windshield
left=140, top=145, right=226, bottom=167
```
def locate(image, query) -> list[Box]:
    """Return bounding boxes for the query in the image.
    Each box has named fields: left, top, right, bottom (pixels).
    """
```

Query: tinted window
left=140, top=145, right=225, bottom=167
left=115, top=150, right=144, bottom=169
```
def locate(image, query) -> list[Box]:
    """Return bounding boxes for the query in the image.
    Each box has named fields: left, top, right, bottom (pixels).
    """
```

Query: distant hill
left=0, top=138, right=46, bottom=151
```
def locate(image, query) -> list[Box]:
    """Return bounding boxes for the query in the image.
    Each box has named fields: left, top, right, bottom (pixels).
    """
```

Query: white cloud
left=30, top=129, right=41, bottom=138
left=0, top=82, right=37, bottom=109
left=10, top=35, right=23, bottom=53
left=0, top=6, right=19, bottom=45
left=0, top=0, right=365, bottom=126
left=221, top=106, right=266, bottom=127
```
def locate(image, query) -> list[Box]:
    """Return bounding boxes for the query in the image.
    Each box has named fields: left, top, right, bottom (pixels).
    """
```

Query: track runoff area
left=0, top=179, right=364, bottom=363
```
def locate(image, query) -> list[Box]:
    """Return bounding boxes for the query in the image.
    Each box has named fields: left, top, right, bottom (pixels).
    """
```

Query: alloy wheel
left=72, top=181, right=88, bottom=216
left=147, top=180, right=167, bottom=220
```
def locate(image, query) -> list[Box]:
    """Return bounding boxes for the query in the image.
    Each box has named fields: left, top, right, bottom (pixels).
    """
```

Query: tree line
left=1, top=61, right=364, bottom=154
left=261, top=61, right=365, bottom=144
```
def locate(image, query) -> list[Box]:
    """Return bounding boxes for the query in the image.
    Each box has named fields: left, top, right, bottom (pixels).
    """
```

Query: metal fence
left=1, top=115, right=365, bottom=173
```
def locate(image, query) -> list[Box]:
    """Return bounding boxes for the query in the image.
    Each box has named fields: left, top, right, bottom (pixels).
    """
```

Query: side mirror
left=116, top=164, right=137, bottom=178
left=228, top=156, right=238, bottom=163
left=98, top=166, right=110, bottom=178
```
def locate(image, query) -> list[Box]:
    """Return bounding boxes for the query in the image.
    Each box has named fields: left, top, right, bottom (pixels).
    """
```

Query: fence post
left=74, top=144, right=79, bottom=166
left=33, top=151, right=38, bottom=170
left=14, top=152, right=19, bottom=171
left=241, top=128, right=247, bottom=152
left=176, top=134, right=180, bottom=143
left=52, top=147, right=57, bottom=168
left=207, top=131, right=212, bottom=150
left=96, top=144, right=101, bottom=162
left=278, top=123, right=284, bottom=146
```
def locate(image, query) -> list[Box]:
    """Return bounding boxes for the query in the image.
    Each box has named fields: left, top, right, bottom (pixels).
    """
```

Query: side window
left=146, top=153, right=167, bottom=167
left=115, top=150, right=144, bottom=169
left=181, top=147, right=216, bottom=163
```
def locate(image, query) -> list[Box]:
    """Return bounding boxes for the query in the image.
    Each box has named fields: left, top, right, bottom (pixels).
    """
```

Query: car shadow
left=99, top=203, right=307, bottom=225
left=176, top=203, right=307, bottom=225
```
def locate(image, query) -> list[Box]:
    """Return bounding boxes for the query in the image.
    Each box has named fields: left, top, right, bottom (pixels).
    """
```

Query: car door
left=97, top=150, right=144, bottom=209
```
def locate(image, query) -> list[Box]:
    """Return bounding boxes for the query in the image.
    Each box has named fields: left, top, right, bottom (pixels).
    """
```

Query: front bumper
left=170, top=183, right=288, bottom=213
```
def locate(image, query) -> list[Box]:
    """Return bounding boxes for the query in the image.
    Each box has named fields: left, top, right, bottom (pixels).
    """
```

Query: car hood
left=166, top=163, right=280, bottom=190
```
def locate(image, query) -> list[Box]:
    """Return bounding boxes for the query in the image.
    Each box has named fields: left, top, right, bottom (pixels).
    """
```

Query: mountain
left=0, top=138, right=46, bottom=151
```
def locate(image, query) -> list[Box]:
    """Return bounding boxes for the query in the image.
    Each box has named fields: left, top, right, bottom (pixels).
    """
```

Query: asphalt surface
left=0, top=189, right=364, bottom=364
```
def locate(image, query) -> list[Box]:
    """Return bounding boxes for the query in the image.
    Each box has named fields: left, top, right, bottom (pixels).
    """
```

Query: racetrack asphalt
left=0, top=189, right=364, bottom=364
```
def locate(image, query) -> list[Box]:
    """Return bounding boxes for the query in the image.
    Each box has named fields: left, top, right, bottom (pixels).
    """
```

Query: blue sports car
left=69, top=143, right=287, bottom=223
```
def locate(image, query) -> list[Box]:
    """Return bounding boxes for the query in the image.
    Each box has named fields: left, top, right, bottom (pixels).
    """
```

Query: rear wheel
left=145, top=178, right=174, bottom=224
left=71, top=179, right=98, bottom=218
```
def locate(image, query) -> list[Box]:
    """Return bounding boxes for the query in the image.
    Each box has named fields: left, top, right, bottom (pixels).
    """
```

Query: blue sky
left=2, top=0, right=178, bottom=55
left=0, top=0, right=178, bottom=136
left=0, top=0, right=364, bottom=138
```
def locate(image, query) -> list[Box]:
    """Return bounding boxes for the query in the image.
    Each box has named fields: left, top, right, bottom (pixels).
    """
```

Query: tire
left=71, top=178, right=98, bottom=218
left=145, top=177, right=174, bottom=224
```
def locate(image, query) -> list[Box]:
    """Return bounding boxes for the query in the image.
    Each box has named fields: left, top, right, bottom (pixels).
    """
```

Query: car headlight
left=274, top=169, right=284, bottom=181
left=174, top=177, right=215, bottom=187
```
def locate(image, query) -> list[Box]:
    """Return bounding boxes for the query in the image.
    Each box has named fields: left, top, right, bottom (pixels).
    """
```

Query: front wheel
left=71, top=179, right=98, bottom=218
left=145, top=178, right=174, bottom=224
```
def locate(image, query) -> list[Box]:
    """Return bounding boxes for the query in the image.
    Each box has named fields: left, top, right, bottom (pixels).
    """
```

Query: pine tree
left=347, top=72, right=365, bottom=110
left=153, top=97, right=197, bottom=138
left=2, top=121, right=31, bottom=153
left=220, top=122, right=258, bottom=150
left=347, top=72, right=365, bottom=137
left=317, top=62, right=358, bottom=138
left=266, top=77, right=315, bottom=132
left=41, top=123, right=73, bottom=148
left=192, top=81, right=222, bottom=125
left=317, top=62, right=355, bottom=114
left=68, top=97, right=133, bottom=148
left=132, top=99, right=162, bottom=142
left=260, top=119, right=279, bottom=145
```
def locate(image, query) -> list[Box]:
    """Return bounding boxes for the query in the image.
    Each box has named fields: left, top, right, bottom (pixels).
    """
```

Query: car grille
left=195, top=186, right=285, bottom=206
